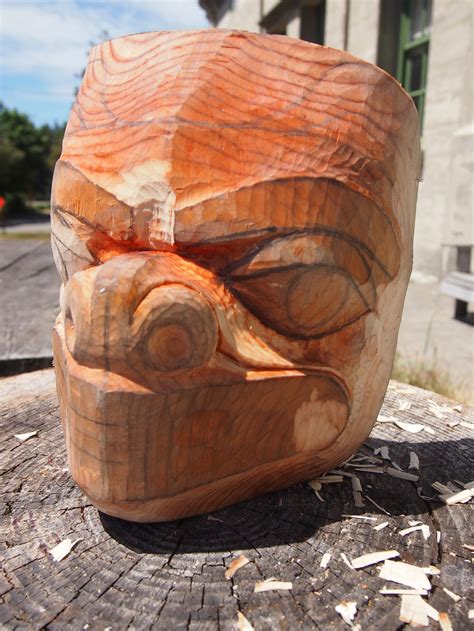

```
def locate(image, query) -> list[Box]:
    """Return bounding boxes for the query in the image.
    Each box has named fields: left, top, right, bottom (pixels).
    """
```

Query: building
left=199, top=0, right=473, bottom=278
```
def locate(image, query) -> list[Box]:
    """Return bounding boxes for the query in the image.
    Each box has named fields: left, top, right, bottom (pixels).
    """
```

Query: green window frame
left=396, top=0, right=432, bottom=131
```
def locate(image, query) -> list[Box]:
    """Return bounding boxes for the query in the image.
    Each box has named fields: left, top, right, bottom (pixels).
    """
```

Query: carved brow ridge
left=216, top=227, right=394, bottom=282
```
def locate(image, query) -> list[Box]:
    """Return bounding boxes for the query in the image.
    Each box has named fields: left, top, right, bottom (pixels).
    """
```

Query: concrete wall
left=414, top=0, right=474, bottom=275
left=212, top=0, right=474, bottom=277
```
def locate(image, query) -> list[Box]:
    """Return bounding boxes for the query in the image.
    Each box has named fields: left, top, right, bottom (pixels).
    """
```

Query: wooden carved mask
left=51, top=31, right=420, bottom=522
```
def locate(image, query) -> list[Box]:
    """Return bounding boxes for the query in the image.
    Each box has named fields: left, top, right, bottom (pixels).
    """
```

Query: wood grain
left=50, top=31, right=420, bottom=521
left=1, top=371, right=472, bottom=629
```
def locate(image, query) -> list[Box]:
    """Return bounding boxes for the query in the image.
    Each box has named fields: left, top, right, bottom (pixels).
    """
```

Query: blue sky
left=1, top=0, right=209, bottom=126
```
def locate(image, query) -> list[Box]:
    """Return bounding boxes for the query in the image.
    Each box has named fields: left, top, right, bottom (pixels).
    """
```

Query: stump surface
left=1, top=370, right=473, bottom=630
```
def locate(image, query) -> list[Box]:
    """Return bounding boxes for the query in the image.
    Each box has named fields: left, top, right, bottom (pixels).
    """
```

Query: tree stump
left=1, top=370, right=472, bottom=629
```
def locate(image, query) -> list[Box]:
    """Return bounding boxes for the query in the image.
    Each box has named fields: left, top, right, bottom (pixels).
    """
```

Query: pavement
left=0, top=229, right=472, bottom=396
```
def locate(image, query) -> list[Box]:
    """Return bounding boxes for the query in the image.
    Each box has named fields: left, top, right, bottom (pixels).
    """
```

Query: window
left=397, top=0, right=432, bottom=131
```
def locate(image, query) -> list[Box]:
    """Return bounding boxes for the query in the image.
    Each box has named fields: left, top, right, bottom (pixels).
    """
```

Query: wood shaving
left=225, top=555, right=250, bottom=580
left=423, top=426, right=436, bottom=435
left=409, top=452, right=419, bottom=470
left=312, top=475, right=344, bottom=484
left=468, top=609, right=474, bottom=620
left=398, top=400, right=412, bottom=412
left=380, top=588, right=428, bottom=595
left=452, top=404, right=463, bottom=413
left=351, top=550, right=399, bottom=569
left=308, top=479, right=324, bottom=501
left=342, top=515, right=377, bottom=521
left=442, top=587, right=461, bottom=602
left=399, top=594, right=439, bottom=626
left=437, top=530, right=441, bottom=543
left=420, top=566, right=440, bottom=576
left=438, top=612, right=453, bottom=631
left=432, top=481, right=453, bottom=494
left=365, top=495, right=390, bottom=516
left=207, top=515, right=224, bottom=523
left=374, top=446, right=390, bottom=460
left=254, top=578, right=292, bottom=593
left=386, top=467, right=419, bottom=482
left=329, top=469, right=356, bottom=478
left=440, top=488, right=474, bottom=505
left=379, top=560, right=432, bottom=590
left=373, top=521, right=389, bottom=531
left=237, top=612, right=254, bottom=631
left=462, top=543, right=474, bottom=551
left=320, top=552, right=331, bottom=569
left=352, top=492, right=364, bottom=508
left=49, top=538, right=81, bottom=562
left=340, top=553, right=353, bottom=569
left=399, top=524, right=430, bottom=540
left=408, top=520, right=423, bottom=526
left=354, top=466, right=385, bottom=474
left=428, top=405, right=446, bottom=420
left=14, top=430, right=38, bottom=442
left=447, top=420, right=460, bottom=428
left=351, top=476, right=363, bottom=493
left=335, top=601, right=357, bottom=625
left=377, top=414, right=398, bottom=423
left=394, top=420, right=426, bottom=433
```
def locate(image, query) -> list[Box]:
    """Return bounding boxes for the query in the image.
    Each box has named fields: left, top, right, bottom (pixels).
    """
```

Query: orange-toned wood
left=51, top=30, right=420, bottom=522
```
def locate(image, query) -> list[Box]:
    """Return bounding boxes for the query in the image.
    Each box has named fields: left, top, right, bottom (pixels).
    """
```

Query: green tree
left=0, top=103, right=65, bottom=209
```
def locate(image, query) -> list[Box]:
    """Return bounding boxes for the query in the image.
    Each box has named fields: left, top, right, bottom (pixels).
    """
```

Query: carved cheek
left=293, top=391, right=349, bottom=452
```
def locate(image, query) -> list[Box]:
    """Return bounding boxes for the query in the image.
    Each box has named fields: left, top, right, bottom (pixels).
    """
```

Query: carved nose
left=130, top=284, right=219, bottom=373
left=63, top=263, right=219, bottom=376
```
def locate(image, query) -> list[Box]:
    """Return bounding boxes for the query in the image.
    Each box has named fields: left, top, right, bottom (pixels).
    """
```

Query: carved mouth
left=53, top=320, right=350, bottom=521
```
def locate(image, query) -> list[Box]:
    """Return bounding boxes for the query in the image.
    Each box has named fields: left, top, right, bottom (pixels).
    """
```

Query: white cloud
left=1, top=0, right=209, bottom=106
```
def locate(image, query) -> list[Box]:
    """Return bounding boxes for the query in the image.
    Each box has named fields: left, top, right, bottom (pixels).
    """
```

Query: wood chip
left=428, top=405, right=446, bottom=420
left=399, top=524, right=430, bottom=540
left=394, top=420, right=425, bottom=433
left=386, top=467, right=419, bottom=482
left=398, top=400, right=412, bottom=412
left=237, top=612, right=254, bottom=631
left=438, top=612, right=453, bottom=631
left=377, top=414, right=398, bottom=423
left=409, top=452, right=419, bottom=470
left=254, top=578, right=292, bottom=593
left=365, top=495, right=391, bottom=515
left=423, top=426, right=436, bottom=435
left=335, top=601, right=357, bottom=625
left=329, top=469, right=356, bottom=478
left=399, top=594, right=439, bottom=626
left=373, top=521, right=389, bottom=531
left=225, top=555, right=250, bottom=580
left=351, top=476, right=363, bottom=493
left=374, top=446, right=390, bottom=460
left=307, top=479, right=324, bottom=501
left=340, top=553, right=353, bottom=569
left=462, top=543, right=474, bottom=551
left=442, top=587, right=461, bottom=602
left=351, top=550, right=399, bottom=569
left=14, top=430, right=38, bottom=442
left=341, top=514, right=377, bottom=521
left=379, top=560, right=432, bottom=590
left=320, top=552, right=331, bottom=569
left=440, top=488, right=474, bottom=505
left=432, top=481, right=453, bottom=495
left=468, top=609, right=474, bottom=620
left=452, top=404, right=463, bottom=413
left=312, top=475, right=344, bottom=484
left=380, top=587, right=428, bottom=595
left=49, top=538, right=81, bottom=562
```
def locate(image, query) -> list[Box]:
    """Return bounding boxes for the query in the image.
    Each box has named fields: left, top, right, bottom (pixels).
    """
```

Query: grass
left=392, top=353, right=472, bottom=404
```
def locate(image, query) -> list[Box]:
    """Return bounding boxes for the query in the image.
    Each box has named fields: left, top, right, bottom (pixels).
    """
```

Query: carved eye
left=228, top=234, right=374, bottom=338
